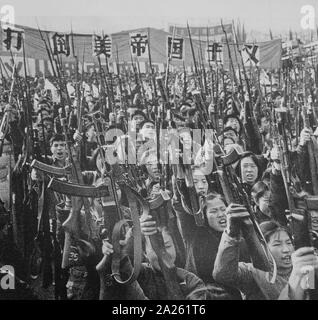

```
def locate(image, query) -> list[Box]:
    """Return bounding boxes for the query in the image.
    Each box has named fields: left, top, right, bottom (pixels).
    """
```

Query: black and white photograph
left=0, top=0, right=318, bottom=302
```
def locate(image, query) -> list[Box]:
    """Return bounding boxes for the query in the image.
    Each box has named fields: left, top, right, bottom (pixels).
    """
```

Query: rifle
left=0, top=57, right=10, bottom=79
left=129, top=50, right=144, bottom=107
left=58, top=117, right=95, bottom=269
left=96, top=54, right=109, bottom=116
left=181, top=163, right=206, bottom=227
left=129, top=50, right=139, bottom=86
left=135, top=58, right=147, bottom=109
left=182, top=61, right=187, bottom=101
left=123, top=62, right=133, bottom=99
left=221, top=20, right=238, bottom=90
left=277, top=106, right=318, bottom=298
left=36, top=21, right=58, bottom=79
left=274, top=101, right=306, bottom=224
left=231, top=23, right=263, bottom=154
left=70, top=23, right=83, bottom=155
left=38, top=26, right=72, bottom=107
left=159, top=79, right=206, bottom=228
left=47, top=175, right=113, bottom=296
left=0, top=57, right=7, bottom=90
left=21, top=37, right=45, bottom=166
left=231, top=21, right=245, bottom=94
left=95, top=181, right=144, bottom=299
left=28, top=176, right=55, bottom=288
left=102, top=33, right=115, bottom=113
left=147, top=28, right=158, bottom=101
left=301, top=104, right=318, bottom=195
left=106, top=119, right=184, bottom=300
left=165, top=25, right=176, bottom=94
left=88, top=116, right=144, bottom=298
left=0, top=61, right=16, bottom=157
left=198, top=29, right=208, bottom=97
left=206, top=27, right=215, bottom=100
left=147, top=192, right=185, bottom=299
left=115, top=45, right=128, bottom=130
left=197, top=48, right=204, bottom=93
left=155, top=77, right=165, bottom=184
left=187, top=23, right=205, bottom=102
left=215, top=147, right=273, bottom=273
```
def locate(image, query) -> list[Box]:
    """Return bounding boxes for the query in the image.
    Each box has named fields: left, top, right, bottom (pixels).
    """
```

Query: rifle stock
left=301, top=106, right=318, bottom=195
left=148, top=193, right=184, bottom=299
left=216, top=149, right=272, bottom=272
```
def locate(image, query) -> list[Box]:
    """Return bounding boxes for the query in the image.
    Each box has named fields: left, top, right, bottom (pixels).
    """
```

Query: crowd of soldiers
left=0, top=43, right=318, bottom=300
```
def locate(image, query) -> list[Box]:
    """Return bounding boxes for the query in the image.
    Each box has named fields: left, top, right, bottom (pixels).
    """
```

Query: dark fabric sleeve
left=213, top=232, right=258, bottom=294
left=269, top=172, right=288, bottom=226
left=176, top=268, right=207, bottom=300
left=171, top=175, right=197, bottom=247
left=172, top=195, right=197, bottom=248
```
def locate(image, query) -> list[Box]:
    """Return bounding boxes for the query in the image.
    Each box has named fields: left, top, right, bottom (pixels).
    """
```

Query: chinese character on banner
left=2, top=25, right=24, bottom=53
left=167, top=36, right=184, bottom=60
left=241, top=44, right=260, bottom=67
left=206, top=43, right=223, bottom=64
left=50, top=33, right=71, bottom=56
left=130, top=32, right=148, bottom=58
left=92, top=34, right=112, bottom=58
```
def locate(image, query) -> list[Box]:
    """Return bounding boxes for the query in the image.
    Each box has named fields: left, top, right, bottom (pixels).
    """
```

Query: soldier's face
left=192, top=169, right=208, bottom=196
left=140, top=122, right=155, bottom=140
left=51, top=141, right=67, bottom=160
left=241, top=157, right=258, bottom=185
left=206, top=198, right=227, bottom=232
left=258, top=191, right=271, bottom=215
left=145, top=154, right=160, bottom=180
left=267, top=231, right=294, bottom=270
left=132, top=115, right=145, bottom=128
left=224, top=130, right=238, bottom=143
left=226, top=118, right=240, bottom=134
left=180, top=131, right=192, bottom=149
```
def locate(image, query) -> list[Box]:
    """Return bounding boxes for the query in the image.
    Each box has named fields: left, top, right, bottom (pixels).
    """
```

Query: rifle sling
left=111, top=185, right=145, bottom=285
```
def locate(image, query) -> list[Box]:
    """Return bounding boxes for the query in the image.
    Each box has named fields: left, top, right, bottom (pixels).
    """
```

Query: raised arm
left=213, top=204, right=258, bottom=294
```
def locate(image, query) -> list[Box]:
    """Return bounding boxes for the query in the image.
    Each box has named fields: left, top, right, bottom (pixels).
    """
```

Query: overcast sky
left=3, top=0, right=318, bottom=34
